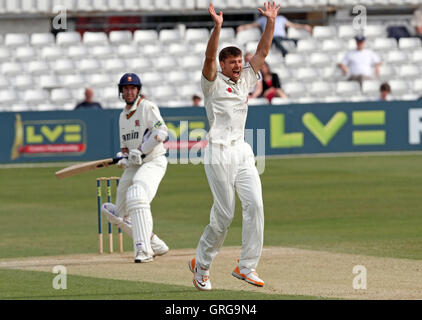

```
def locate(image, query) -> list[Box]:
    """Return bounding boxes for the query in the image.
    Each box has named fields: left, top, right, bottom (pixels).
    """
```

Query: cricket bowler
left=189, top=2, right=280, bottom=290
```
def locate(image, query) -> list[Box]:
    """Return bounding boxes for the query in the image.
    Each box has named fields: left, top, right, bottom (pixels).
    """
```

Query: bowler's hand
left=258, top=1, right=281, bottom=21
left=209, top=3, right=223, bottom=26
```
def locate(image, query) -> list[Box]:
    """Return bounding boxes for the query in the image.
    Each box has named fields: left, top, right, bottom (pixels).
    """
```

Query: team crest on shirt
left=227, top=87, right=232, bottom=93
left=135, top=120, right=140, bottom=127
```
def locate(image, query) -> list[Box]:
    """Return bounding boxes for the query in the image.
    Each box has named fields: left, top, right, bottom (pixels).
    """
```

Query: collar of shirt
left=125, top=96, right=142, bottom=115
left=218, top=72, right=243, bottom=86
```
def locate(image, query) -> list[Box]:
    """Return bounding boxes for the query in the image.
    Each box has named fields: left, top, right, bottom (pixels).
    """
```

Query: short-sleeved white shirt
left=201, top=63, right=259, bottom=146
left=119, top=97, right=167, bottom=161
left=341, top=49, right=381, bottom=77
left=257, top=15, right=288, bottom=38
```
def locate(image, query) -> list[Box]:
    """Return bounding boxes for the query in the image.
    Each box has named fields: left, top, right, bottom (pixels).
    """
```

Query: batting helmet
left=118, top=73, right=142, bottom=94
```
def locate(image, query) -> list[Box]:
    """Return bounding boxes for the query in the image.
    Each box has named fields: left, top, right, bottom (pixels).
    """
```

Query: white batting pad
left=130, top=209, right=153, bottom=257
left=126, top=184, right=153, bottom=257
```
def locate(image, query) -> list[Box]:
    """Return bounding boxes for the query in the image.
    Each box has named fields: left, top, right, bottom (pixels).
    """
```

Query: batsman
left=102, top=73, right=169, bottom=263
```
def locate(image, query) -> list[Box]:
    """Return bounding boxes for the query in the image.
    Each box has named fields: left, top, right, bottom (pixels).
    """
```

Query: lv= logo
left=10, top=114, right=86, bottom=160
left=270, top=110, right=386, bottom=148
left=302, top=112, right=347, bottom=146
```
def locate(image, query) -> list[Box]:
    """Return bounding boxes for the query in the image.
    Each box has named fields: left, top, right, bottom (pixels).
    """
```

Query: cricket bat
left=55, top=157, right=122, bottom=179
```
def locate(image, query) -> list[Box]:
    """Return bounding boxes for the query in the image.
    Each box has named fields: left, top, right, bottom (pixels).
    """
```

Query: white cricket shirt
left=119, top=97, right=167, bottom=161
left=341, top=49, right=381, bottom=77
left=201, top=63, right=259, bottom=146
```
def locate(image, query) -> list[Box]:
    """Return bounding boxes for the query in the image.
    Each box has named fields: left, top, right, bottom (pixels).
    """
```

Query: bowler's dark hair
left=219, top=46, right=242, bottom=62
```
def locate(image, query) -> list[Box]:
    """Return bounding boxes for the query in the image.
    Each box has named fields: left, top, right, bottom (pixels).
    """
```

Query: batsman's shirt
left=201, top=63, right=259, bottom=146
left=119, top=97, right=167, bottom=161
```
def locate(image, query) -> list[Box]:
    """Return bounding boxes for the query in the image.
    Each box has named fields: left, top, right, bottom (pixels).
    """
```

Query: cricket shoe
left=188, top=258, right=211, bottom=291
left=134, top=251, right=154, bottom=263
left=232, top=265, right=264, bottom=287
left=134, top=242, right=153, bottom=263
left=150, top=233, right=169, bottom=257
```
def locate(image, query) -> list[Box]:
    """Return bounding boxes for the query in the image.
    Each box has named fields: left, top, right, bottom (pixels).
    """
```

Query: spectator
left=260, top=62, right=288, bottom=103
left=337, top=35, right=382, bottom=87
left=75, top=88, right=102, bottom=110
left=411, top=5, right=422, bottom=39
left=237, top=14, right=312, bottom=57
left=379, top=82, right=391, bottom=101
left=244, top=52, right=263, bottom=98
left=192, top=94, right=202, bottom=107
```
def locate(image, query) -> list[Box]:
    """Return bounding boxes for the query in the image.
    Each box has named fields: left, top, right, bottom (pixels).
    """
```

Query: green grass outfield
left=0, top=268, right=317, bottom=300
left=1, top=154, right=422, bottom=299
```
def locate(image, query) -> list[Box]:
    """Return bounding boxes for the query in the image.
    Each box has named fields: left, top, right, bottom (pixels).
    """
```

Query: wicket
left=96, top=177, right=123, bottom=254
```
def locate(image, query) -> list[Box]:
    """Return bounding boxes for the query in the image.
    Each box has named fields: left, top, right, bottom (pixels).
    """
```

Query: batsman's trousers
left=115, top=155, right=167, bottom=218
left=196, top=141, right=264, bottom=271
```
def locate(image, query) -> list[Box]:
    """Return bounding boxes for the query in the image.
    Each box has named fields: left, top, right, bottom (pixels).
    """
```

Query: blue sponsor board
left=1, top=110, right=119, bottom=163
left=1, top=100, right=422, bottom=164
left=262, top=101, right=422, bottom=155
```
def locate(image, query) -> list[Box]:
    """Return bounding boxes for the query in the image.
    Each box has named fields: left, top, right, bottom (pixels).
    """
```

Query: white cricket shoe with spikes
left=189, top=258, right=211, bottom=291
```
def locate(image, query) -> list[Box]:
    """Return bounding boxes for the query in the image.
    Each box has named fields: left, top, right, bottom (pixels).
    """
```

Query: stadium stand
left=14, top=74, right=33, bottom=90
left=4, top=33, right=30, bottom=47
left=31, top=33, right=56, bottom=47
left=0, top=1, right=421, bottom=14
left=362, top=79, right=381, bottom=95
left=0, top=1, right=421, bottom=111
left=56, top=32, right=82, bottom=46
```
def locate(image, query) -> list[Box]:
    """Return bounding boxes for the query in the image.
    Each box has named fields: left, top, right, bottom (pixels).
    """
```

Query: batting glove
left=128, top=149, right=144, bottom=165
left=117, top=158, right=129, bottom=169
left=116, top=151, right=128, bottom=158
left=115, top=151, right=129, bottom=169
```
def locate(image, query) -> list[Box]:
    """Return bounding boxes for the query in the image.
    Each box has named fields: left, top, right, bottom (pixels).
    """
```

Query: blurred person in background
left=379, top=82, right=391, bottom=101
left=75, top=88, right=103, bottom=110
left=237, top=13, right=312, bottom=57
left=192, top=94, right=203, bottom=106
left=260, top=61, right=288, bottom=103
left=337, top=36, right=382, bottom=87
left=411, top=5, right=422, bottom=39
left=244, top=52, right=263, bottom=98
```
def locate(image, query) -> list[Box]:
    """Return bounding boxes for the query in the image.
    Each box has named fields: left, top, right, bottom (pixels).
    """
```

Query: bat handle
left=112, top=156, right=129, bottom=164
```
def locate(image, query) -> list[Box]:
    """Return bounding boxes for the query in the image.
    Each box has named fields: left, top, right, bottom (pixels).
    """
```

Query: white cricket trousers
left=196, top=141, right=264, bottom=271
left=115, top=155, right=167, bottom=219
